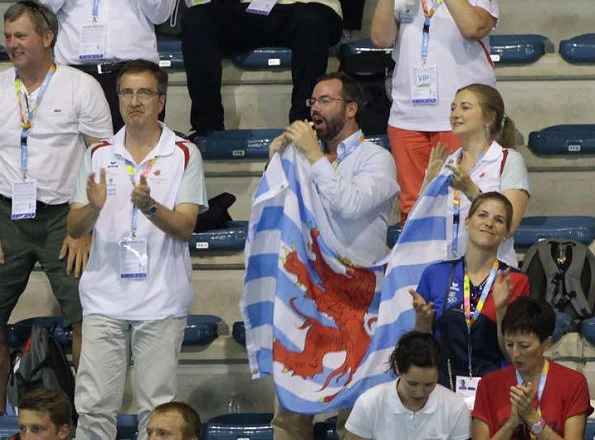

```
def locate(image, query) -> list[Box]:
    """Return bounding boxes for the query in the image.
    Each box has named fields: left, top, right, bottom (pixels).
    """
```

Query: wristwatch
left=145, top=201, right=158, bottom=218
left=530, top=417, right=546, bottom=435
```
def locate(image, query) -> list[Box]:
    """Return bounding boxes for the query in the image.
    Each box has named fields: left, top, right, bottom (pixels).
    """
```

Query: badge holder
left=246, top=0, right=278, bottom=15
left=11, top=179, right=37, bottom=220
left=119, top=237, right=148, bottom=279
left=455, top=375, right=480, bottom=411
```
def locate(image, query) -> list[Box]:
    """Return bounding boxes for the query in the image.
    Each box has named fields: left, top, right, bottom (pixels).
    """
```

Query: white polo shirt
left=73, top=124, right=208, bottom=320
left=443, top=141, right=530, bottom=268
left=345, top=379, right=470, bottom=440
left=42, top=0, right=177, bottom=65
left=0, top=65, right=112, bottom=204
left=389, top=0, right=498, bottom=132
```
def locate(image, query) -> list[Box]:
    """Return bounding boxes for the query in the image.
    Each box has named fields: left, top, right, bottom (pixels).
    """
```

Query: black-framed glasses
left=306, top=96, right=346, bottom=107
left=118, top=88, right=163, bottom=102
left=19, top=1, right=53, bottom=31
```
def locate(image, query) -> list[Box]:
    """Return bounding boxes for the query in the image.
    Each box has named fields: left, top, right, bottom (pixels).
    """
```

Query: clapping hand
left=493, top=269, right=512, bottom=312
left=426, top=143, right=449, bottom=183
left=131, top=175, right=153, bottom=214
left=87, top=168, right=107, bottom=213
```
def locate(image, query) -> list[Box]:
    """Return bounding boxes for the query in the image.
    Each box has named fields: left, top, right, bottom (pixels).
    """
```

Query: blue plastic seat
left=560, top=34, right=595, bottom=64
left=232, top=321, right=246, bottom=347
left=386, top=224, right=402, bottom=248
left=514, top=216, right=595, bottom=250
left=190, top=221, right=248, bottom=254
left=489, top=34, right=547, bottom=64
left=314, top=419, right=339, bottom=440
left=194, top=129, right=284, bottom=160
left=203, top=413, right=273, bottom=440
left=117, top=414, right=138, bottom=440
left=0, top=46, right=8, bottom=62
left=231, top=48, right=292, bottom=70
left=0, top=415, right=18, bottom=437
left=183, top=315, right=222, bottom=346
left=157, top=39, right=184, bottom=70
left=586, top=419, right=595, bottom=440
left=338, top=38, right=395, bottom=74
left=528, top=125, right=595, bottom=156
left=7, top=316, right=72, bottom=350
left=367, top=134, right=390, bottom=151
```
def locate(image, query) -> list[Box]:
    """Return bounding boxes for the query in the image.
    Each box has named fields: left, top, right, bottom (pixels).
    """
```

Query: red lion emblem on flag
left=273, top=227, right=378, bottom=402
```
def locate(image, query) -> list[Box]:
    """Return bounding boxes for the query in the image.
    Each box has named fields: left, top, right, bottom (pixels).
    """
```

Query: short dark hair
left=19, top=388, right=72, bottom=429
left=117, top=59, right=168, bottom=96
left=315, top=72, right=367, bottom=123
left=467, top=191, right=514, bottom=232
left=152, top=401, right=201, bottom=439
left=501, top=297, right=556, bottom=342
left=4, top=1, right=58, bottom=47
left=388, top=331, right=442, bottom=376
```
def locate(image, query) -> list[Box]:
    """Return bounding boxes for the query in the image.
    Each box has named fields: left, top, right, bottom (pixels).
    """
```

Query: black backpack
left=6, top=325, right=76, bottom=419
left=523, top=240, right=595, bottom=329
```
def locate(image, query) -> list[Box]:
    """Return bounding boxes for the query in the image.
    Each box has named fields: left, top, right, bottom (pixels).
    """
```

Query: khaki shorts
left=0, top=197, right=82, bottom=326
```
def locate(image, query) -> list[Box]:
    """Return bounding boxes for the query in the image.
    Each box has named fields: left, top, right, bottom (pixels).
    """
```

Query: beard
left=313, top=111, right=346, bottom=144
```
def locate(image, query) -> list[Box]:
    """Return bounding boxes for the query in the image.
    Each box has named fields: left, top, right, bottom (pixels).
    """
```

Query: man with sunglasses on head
left=38, top=0, right=177, bottom=133
left=67, top=59, right=208, bottom=440
left=267, top=72, right=399, bottom=439
left=0, top=0, right=112, bottom=415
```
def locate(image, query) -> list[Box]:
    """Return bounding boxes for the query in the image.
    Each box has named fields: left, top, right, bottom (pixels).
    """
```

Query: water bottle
left=227, top=391, right=242, bottom=414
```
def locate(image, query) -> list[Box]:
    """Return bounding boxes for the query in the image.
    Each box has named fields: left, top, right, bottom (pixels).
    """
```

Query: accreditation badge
left=411, top=65, right=438, bottom=105
left=119, top=238, right=148, bottom=279
left=11, top=179, right=37, bottom=220
left=455, top=375, right=481, bottom=410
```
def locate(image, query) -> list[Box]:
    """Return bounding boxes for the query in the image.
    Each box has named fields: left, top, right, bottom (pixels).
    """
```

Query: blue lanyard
left=123, top=158, right=156, bottom=238
left=14, top=65, right=56, bottom=179
left=515, top=361, right=549, bottom=417
left=331, top=134, right=364, bottom=170
left=463, top=260, right=499, bottom=378
left=451, top=149, right=487, bottom=256
left=421, top=0, right=444, bottom=61
left=92, top=0, right=100, bottom=21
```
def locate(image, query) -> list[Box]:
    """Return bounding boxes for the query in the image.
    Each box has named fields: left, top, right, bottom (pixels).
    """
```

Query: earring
left=484, top=124, right=491, bottom=139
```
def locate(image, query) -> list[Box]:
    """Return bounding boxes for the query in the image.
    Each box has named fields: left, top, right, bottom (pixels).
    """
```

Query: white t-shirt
left=40, top=0, right=177, bottom=65
left=346, top=380, right=471, bottom=440
left=389, top=0, right=498, bottom=131
left=73, top=124, right=208, bottom=320
left=0, top=65, right=112, bottom=204
left=442, top=141, right=530, bottom=267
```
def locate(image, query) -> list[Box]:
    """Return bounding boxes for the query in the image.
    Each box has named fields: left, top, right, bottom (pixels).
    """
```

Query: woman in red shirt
left=472, top=297, right=592, bottom=439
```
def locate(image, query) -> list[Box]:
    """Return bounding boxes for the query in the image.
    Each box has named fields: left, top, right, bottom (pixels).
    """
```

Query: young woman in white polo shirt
left=371, top=0, right=498, bottom=225
left=345, top=331, right=470, bottom=440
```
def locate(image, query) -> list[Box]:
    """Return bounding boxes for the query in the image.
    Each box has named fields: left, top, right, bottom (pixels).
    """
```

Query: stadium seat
left=157, top=39, right=184, bottom=70
left=190, top=221, right=248, bottom=254
left=203, top=413, right=273, bottom=440
left=193, top=129, right=284, bottom=160
left=232, top=321, right=246, bottom=347
left=7, top=316, right=72, bottom=350
left=386, top=224, right=402, bottom=248
left=183, top=315, right=222, bottom=346
left=560, top=34, right=595, bottom=64
left=514, top=216, right=595, bottom=250
left=586, top=419, right=595, bottom=440
left=528, top=125, right=595, bottom=156
left=338, top=38, right=395, bottom=74
left=194, top=130, right=390, bottom=161
left=314, top=419, right=340, bottom=440
left=489, top=34, right=548, bottom=64
left=0, top=45, right=8, bottom=62
left=231, top=48, right=292, bottom=70
left=117, top=414, right=138, bottom=440
left=0, top=415, right=18, bottom=437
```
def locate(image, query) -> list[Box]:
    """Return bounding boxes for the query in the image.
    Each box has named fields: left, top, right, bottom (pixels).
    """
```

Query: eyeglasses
left=118, top=88, right=162, bottom=102
left=305, top=96, right=346, bottom=107
left=20, top=1, right=53, bottom=31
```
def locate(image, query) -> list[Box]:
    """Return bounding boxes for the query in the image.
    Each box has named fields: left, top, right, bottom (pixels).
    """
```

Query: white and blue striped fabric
left=241, top=145, right=451, bottom=413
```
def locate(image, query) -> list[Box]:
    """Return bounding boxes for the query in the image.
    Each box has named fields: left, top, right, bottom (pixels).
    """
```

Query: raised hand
left=409, top=289, right=435, bottom=332
left=426, top=143, right=449, bottom=183
left=493, top=268, right=512, bottom=311
left=87, top=168, right=107, bottom=213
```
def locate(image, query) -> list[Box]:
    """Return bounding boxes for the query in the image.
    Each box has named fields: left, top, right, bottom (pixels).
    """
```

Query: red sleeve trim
left=479, top=40, right=495, bottom=68
left=500, top=148, right=509, bottom=176
left=90, top=140, right=111, bottom=159
left=175, top=141, right=190, bottom=170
